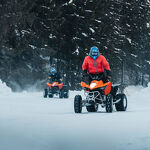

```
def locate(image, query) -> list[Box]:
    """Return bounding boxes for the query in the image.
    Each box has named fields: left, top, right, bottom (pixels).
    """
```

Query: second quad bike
left=44, top=82, right=69, bottom=98
left=74, top=74, right=127, bottom=113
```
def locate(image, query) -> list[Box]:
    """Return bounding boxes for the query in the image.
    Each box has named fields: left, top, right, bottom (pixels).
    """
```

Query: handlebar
left=85, top=73, right=111, bottom=82
left=87, top=73, right=104, bottom=81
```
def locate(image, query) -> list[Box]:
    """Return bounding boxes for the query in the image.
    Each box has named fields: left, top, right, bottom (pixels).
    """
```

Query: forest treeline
left=0, top=0, right=150, bottom=91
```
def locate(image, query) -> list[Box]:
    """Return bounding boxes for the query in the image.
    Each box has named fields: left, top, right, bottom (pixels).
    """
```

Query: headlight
left=90, top=82, right=97, bottom=88
left=52, top=83, right=56, bottom=86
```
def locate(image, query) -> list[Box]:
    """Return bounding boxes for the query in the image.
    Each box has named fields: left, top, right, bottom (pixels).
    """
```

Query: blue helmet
left=90, top=46, right=100, bottom=60
left=50, top=67, right=56, bottom=75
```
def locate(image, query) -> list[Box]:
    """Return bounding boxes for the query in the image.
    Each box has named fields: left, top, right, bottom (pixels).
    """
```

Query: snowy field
left=0, top=81, right=150, bottom=150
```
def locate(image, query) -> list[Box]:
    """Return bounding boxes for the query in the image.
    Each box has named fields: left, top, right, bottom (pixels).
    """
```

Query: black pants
left=83, top=73, right=107, bottom=85
left=49, top=79, right=62, bottom=84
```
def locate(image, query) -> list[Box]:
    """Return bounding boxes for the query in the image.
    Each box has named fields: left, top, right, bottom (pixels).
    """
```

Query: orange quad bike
left=44, top=82, right=69, bottom=99
left=74, top=74, right=127, bottom=113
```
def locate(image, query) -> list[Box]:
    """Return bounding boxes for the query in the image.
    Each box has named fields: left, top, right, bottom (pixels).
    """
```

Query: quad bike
left=44, top=81, right=69, bottom=98
left=74, top=74, right=127, bottom=113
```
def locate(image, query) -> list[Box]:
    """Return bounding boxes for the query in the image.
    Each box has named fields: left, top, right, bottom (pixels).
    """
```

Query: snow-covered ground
left=0, top=80, right=150, bottom=150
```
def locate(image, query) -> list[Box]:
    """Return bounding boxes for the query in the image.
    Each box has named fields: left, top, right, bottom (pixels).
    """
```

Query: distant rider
left=48, top=67, right=62, bottom=83
left=82, top=46, right=111, bottom=84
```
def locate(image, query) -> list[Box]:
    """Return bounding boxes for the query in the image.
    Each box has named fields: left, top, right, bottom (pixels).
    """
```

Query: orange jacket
left=82, top=55, right=110, bottom=74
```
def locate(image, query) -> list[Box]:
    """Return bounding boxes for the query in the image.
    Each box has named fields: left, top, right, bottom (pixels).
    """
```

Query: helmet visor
left=91, top=51, right=98, bottom=56
left=50, top=68, right=56, bottom=75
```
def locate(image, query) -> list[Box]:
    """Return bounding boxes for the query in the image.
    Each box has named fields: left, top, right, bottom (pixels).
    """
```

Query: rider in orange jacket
left=82, top=46, right=111, bottom=83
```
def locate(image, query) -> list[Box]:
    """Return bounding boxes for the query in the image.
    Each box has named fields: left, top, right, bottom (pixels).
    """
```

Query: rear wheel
left=64, top=91, right=69, bottom=98
left=49, top=94, right=53, bottom=98
left=106, top=94, right=113, bottom=113
left=86, top=104, right=98, bottom=112
left=74, top=95, right=82, bottom=113
left=59, top=89, right=64, bottom=98
left=115, top=94, right=127, bottom=111
left=43, top=89, right=48, bottom=98
left=48, top=89, right=53, bottom=98
left=63, top=86, right=69, bottom=98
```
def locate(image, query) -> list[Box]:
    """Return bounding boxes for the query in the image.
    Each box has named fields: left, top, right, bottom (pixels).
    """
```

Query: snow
left=127, top=38, right=132, bottom=43
left=15, top=29, right=20, bottom=36
left=71, top=13, right=80, bottom=17
left=95, top=19, right=101, bottom=23
left=147, top=23, right=150, bottom=28
left=26, top=64, right=33, bottom=70
left=131, top=54, right=137, bottom=58
left=146, top=60, right=150, bottom=64
left=0, top=80, right=12, bottom=94
left=114, top=50, right=120, bottom=54
left=82, top=33, right=88, bottom=37
left=0, top=81, right=150, bottom=150
left=91, top=38, right=95, bottom=40
left=49, top=34, right=56, bottom=39
left=72, top=47, right=79, bottom=55
left=134, top=63, right=141, bottom=68
left=115, top=48, right=121, bottom=51
left=39, top=55, right=50, bottom=61
left=126, top=24, right=131, bottom=27
left=85, top=10, right=92, bottom=13
left=68, top=0, right=73, bottom=4
left=89, top=27, right=95, bottom=33
left=62, top=3, right=68, bottom=6
left=41, top=6, right=50, bottom=10
left=29, top=44, right=37, bottom=49
left=21, top=30, right=30, bottom=35
left=104, top=46, right=108, bottom=49
left=147, top=0, right=150, bottom=5
left=73, top=37, right=80, bottom=40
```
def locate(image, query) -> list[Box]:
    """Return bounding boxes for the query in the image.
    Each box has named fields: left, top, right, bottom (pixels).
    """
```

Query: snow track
left=0, top=81, right=150, bottom=150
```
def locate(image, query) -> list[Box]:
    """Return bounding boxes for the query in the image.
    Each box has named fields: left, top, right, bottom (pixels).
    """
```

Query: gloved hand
left=107, top=75, right=111, bottom=81
left=105, top=70, right=112, bottom=77
left=105, top=70, right=112, bottom=81
left=82, top=69, right=88, bottom=78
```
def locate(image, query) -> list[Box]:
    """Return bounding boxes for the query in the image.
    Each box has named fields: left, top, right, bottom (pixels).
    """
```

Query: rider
left=48, top=67, right=62, bottom=83
left=82, top=46, right=111, bottom=84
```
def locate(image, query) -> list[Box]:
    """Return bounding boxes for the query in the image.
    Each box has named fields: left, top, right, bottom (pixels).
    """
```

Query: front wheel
left=63, top=86, right=69, bottom=98
left=115, top=94, right=127, bottom=111
left=106, top=94, right=113, bottom=113
left=48, top=89, right=53, bottom=98
left=49, top=94, right=53, bottom=98
left=86, top=104, right=98, bottom=112
left=59, top=89, right=64, bottom=98
left=43, top=89, right=48, bottom=98
left=74, top=95, right=82, bottom=113
left=64, top=90, right=69, bottom=98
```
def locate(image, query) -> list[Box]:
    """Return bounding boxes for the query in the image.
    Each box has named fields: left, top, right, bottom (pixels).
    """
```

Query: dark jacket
left=48, top=73, right=62, bottom=83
